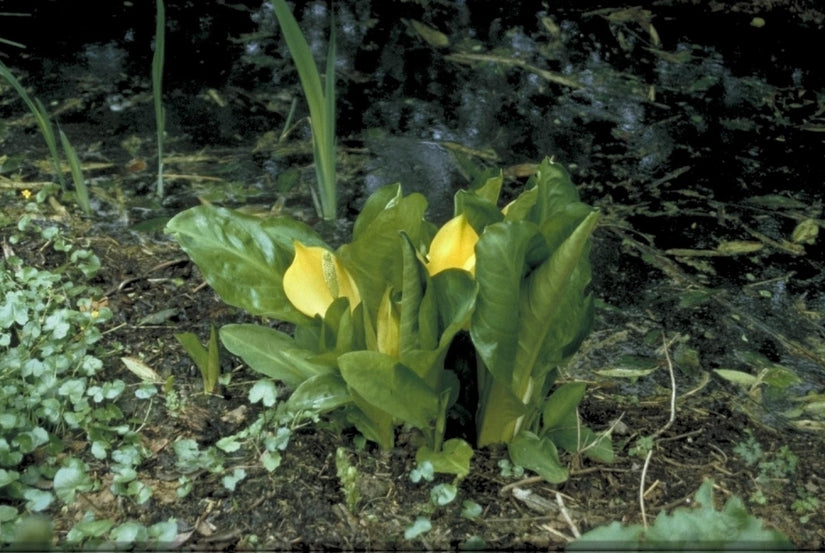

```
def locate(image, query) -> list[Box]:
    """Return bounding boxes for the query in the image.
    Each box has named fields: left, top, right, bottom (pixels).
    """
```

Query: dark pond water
left=2, top=0, right=824, bottom=426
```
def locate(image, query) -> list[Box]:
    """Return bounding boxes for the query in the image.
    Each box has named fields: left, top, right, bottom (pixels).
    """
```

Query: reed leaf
left=58, top=129, right=91, bottom=215
left=272, top=0, right=337, bottom=220
left=152, top=0, right=166, bottom=198
left=0, top=62, right=65, bottom=189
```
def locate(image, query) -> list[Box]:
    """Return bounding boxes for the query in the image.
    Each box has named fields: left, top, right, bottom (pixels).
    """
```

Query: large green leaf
left=536, top=255, right=594, bottom=367
left=431, top=269, right=476, bottom=348
left=453, top=189, right=503, bottom=233
left=165, top=205, right=324, bottom=324
left=346, top=390, right=395, bottom=450
left=220, top=324, right=332, bottom=388
left=399, top=233, right=426, bottom=356
left=352, top=183, right=400, bottom=239
left=471, top=171, right=503, bottom=205
left=475, top=379, right=529, bottom=447
left=318, top=298, right=367, bottom=355
left=528, top=159, right=581, bottom=226
left=513, top=210, right=599, bottom=391
left=539, top=201, right=594, bottom=254
left=339, top=351, right=440, bottom=432
left=541, top=382, right=586, bottom=430
left=470, top=220, right=539, bottom=385
left=286, top=373, right=351, bottom=414
left=338, top=191, right=430, bottom=318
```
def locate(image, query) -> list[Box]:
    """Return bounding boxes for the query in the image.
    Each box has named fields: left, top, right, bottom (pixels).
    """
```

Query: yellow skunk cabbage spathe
left=283, top=242, right=361, bottom=318
left=425, top=214, right=479, bottom=276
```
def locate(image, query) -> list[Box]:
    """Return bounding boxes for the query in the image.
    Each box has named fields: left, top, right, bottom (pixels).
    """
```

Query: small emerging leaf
left=415, top=438, right=474, bottom=478
left=508, top=432, right=568, bottom=483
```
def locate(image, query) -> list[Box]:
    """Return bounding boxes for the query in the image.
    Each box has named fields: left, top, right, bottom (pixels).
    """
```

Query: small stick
left=640, top=333, right=678, bottom=528
left=556, top=492, right=581, bottom=538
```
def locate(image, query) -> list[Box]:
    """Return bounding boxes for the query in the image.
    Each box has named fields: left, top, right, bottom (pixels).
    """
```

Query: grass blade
left=272, top=0, right=337, bottom=220
left=153, top=0, right=166, bottom=198
left=0, top=62, right=65, bottom=189
left=59, top=129, right=91, bottom=215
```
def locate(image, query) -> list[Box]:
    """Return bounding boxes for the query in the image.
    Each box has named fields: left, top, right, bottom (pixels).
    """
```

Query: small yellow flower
left=283, top=242, right=361, bottom=318
left=425, top=214, right=479, bottom=276
left=21, top=189, right=32, bottom=200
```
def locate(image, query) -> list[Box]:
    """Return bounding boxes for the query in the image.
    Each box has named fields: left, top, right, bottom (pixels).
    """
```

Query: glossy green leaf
left=248, top=380, right=278, bottom=407
left=286, top=373, right=351, bottom=414
left=545, top=410, right=613, bottom=462
left=352, top=183, right=401, bottom=239
left=527, top=159, right=581, bottom=226
left=476, top=380, right=529, bottom=447
left=404, top=517, right=432, bottom=540
left=339, top=351, right=440, bottom=432
left=471, top=220, right=538, bottom=385
left=53, top=461, right=93, bottom=503
left=220, top=324, right=331, bottom=388
left=503, top=186, right=537, bottom=221
left=473, top=171, right=503, bottom=205
left=415, top=438, right=474, bottom=478
left=453, top=189, right=503, bottom=233
left=431, top=269, right=476, bottom=343
left=346, top=389, right=395, bottom=450
left=508, top=431, right=568, bottom=483
left=539, top=201, right=595, bottom=255
left=166, top=205, right=325, bottom=324
left=514, top=210, right=599, bottom=386
left=338, top=190, right=430, bottom=318
left=399, top=233, right=426, bottom=356
left=542, top=382, right=586, bottom=430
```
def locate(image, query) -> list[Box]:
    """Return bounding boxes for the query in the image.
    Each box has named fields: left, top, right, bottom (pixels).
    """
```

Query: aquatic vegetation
left=0, top=61, right=90, bottom=215
left=272, top=0, right=338, bottom=220
left=167, top=157, right=608, bottom=479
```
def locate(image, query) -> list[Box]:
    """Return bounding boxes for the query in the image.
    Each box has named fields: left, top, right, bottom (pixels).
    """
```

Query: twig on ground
left=639, top=332, right=678, bottom=528
left=556, top=492, right=581, bottom=538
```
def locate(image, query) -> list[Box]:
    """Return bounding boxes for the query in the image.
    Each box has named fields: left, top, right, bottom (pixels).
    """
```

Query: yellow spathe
left=283, top=242, right=361, bottom=318
left=425, top=214, right=479, bottom=276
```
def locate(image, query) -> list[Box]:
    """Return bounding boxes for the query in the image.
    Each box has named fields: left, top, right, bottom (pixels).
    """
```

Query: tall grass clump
left=272, top=0, right=338, bottom=220
left=0, top=61, right=91, bottom=215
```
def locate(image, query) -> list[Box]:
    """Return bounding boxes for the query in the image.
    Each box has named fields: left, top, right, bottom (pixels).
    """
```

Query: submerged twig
left=446, top=52, right=584, bottom=89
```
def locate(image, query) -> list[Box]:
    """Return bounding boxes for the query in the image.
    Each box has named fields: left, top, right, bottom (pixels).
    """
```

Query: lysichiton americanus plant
left=165, top=158, right=611, bottom=480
